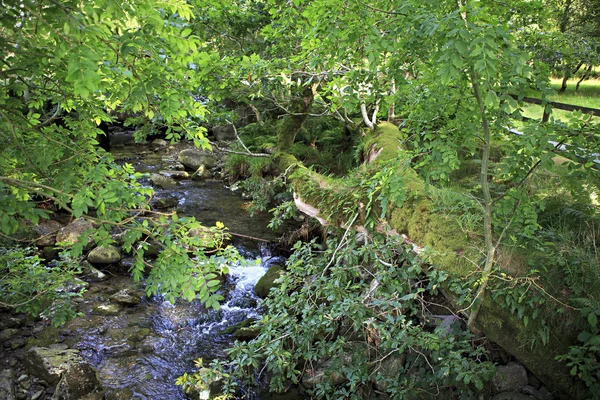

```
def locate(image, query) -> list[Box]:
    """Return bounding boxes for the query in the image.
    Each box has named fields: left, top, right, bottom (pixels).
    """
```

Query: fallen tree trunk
left=278, top=122, right=586, bottom=399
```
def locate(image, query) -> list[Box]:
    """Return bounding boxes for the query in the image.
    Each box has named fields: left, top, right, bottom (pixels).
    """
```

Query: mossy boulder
left=150, top=173, right=178, bottom=189
left=178, top=149, right=218, bottom=171
left=233, top=327, right=260, bottom=341
left=87, top=245, right=121, bottom=265
left=56, top=219, right=94, bottom=245
left=254, top=265, right=284, bottom=298
left=34, top=219, right=63, bottom=246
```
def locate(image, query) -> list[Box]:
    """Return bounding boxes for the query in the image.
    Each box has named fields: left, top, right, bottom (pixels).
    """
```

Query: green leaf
left=588, top=313, right=598, bottom=329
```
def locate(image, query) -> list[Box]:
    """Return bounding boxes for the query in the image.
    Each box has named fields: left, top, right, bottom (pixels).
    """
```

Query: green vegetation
left=2, top=0, right=600, bottom=398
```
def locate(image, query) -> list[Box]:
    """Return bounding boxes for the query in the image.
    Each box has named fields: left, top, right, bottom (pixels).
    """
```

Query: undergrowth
left=187, top=234, right=496, bottom=399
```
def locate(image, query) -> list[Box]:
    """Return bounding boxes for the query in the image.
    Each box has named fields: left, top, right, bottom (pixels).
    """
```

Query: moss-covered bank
left=280, top=122, right=585, bottom=398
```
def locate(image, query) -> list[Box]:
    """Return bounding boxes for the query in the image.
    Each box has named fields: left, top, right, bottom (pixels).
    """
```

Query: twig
left=228, top=232, right=271, bottom=243
left=321, top=213, right=359, bottom=276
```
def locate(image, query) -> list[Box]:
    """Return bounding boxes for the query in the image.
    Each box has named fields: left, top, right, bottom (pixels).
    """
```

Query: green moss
left=254, top=265, right=285, bottom=298
left=362, top=122, right=406, bottom=163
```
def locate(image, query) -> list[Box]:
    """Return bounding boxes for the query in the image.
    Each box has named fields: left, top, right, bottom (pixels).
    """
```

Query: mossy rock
left=254, top=265, right=284, bottom=298
left=233, top=327, right=260, bottom=341
left=220, top=318, right=255, bottom=335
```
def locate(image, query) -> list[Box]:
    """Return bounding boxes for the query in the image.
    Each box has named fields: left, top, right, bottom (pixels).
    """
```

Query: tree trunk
left=467, top=71, right=495, bottom=332
left=560, top=62, right=583, bottom=93
left=276, top=75, right=314, bottom=153
left=576, top=65, right=592, bottom=91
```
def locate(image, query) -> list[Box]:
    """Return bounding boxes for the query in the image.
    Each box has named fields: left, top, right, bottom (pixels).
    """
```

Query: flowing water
left=64, top=140, right=296, bottom=398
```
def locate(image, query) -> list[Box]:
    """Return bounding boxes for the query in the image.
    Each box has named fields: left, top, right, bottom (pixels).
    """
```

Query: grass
left=520, top=77, right=600, bottom=122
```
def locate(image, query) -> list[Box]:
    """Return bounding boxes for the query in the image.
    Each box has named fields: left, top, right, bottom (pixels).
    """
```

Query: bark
left=467, top=71, right=495, bottom=332
left=360, top=102, right=375, bottom=130
left=276, top=74, right=314, bottom=153
left=576, top=65, right=592, bottom=91
left=560, top=61, right=583, bottom=93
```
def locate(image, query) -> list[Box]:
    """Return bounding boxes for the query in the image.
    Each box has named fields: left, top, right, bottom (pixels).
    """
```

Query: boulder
left=151, top=139, right=169, bottom=147
left=34, top=220, right=63, bottom=246
left=56, top=219, right=94, bottom=245
left=191, top=164, right=212, bottom=180
left=0, top=329, right=20, bottom=342
left=233, top=327, right=259, bottom=341
left=0, top=369, right=15, bottom=400
left=150, top=173, right=178, bottom=189
left=81, top=261, right=108, bottom=282
left=254, top=265, right=284, bottom=298
left=177, top=149, right=218, bottom=171
left=110, top=289, right=142, bottom=306
left=150, top=194, right=179, bottom=210
left=93, top=304, right=121, bottom=315
left=212, top=124, right=237, bottom=141
left=87, top=245, right=121, bottom=265
left=53, top=362, right=101, bottom=400
left=22, top=347, right=98, bottom=388
left=159, top=170, right=189, bottom=180
left=492, top=362, right=529, bottom=393
left=42, top=246, right=60, bottom=261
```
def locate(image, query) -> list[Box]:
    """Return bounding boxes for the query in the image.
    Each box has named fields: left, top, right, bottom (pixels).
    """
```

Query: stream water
left=65, top=140, right=294, bottom=399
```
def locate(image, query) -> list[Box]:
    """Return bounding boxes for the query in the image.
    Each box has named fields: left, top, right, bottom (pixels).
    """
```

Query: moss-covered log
left=279, top=121, right=585, bottom=399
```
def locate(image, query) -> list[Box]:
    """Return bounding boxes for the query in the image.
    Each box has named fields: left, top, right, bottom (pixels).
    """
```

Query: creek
left=32, top=139, right=295, bottom=399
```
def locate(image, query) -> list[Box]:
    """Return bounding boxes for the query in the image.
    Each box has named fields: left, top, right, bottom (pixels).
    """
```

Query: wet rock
left=191, top=164, right=212, bottom=180
left=227, top=296, right=258, bottom=309
left=81, top=261, right=108, bottom=282
left=150, top=173, right=178, bottom=189
left=159, top=170, right=189, bottom=180
left=0, top=369, right=15, bottom=400
left=53, top=362, right=101, bottom=400
left=42, top=246, right=60, bottom=261
left=178, top=149, right=218, bottom=171
left=0, top=316, right=23, bottom=330
left=233, top=327, right=259, bottom=341
left=31, top=389, right=44, bottom=400
left=221, top=318, right=255, bottom=335
left=118, top=257, right=134, bottom=272
left=8, top=337, right=27, bottom=350
left=23, top=347, right=87, bottom=385
left=492, top=393, right=535, bottom=400
left=56, top=219, right=94, bottom=245
left=34, top=220, right=63, bottom=246
left=110, top=289, right=142, bottom=306
left=492, top=362, right=529, bottom=393
left=0, top=329, right=20, bottom=342
left=87, top=245, right=121, bottom=265
left=59, top=278, right=87, bottom=294
left=254, top=265, right=284, bottom=298
left=93, top=304, right=121, bottom=315
left=150, top=194, right=179, bottom=210
left=105, top=387, right=134, bottom=400
left=151, top=139, right=168, bottom=147
left=538, top=386, right=555, bottom=400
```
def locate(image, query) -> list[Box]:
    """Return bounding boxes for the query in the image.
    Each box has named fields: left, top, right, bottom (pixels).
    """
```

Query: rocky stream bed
left=0, top=136, right=297, bottom=400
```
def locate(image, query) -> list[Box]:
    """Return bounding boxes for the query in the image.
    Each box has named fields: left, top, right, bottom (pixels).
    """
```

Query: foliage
left=212, top=234, right=494, bottom=399
left=0, top=247, right=82, bottom=326
left=0, top=0, right=243, bottom=317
